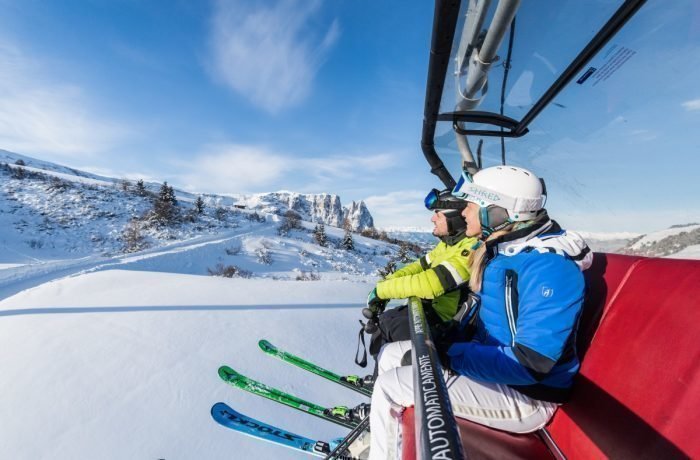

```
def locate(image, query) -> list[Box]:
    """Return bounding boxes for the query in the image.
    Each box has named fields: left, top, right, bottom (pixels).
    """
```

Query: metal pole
left=408, top=297, right=466, bottom=460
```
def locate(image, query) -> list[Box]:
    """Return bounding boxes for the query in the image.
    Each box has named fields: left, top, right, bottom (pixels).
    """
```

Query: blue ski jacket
left=447, top=218, right=592, bottom=403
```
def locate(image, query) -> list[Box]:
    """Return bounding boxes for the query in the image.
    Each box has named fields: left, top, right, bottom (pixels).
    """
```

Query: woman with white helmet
left=364, top=165, right=593, bottom=459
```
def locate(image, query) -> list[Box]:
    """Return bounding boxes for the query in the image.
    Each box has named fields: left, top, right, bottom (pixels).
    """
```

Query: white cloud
left=300, top=153, right=395, bottom=181
left=365, top=190, right=433, bottom=229
left=681, top=98, right=700, bottom=111
left=208, top=0, right=340, bottom=113
left=0, top=42, right=131, bottom=158
left=178, top=144, right=290, bottom=192
left=177, top=143, right=396, bottom=195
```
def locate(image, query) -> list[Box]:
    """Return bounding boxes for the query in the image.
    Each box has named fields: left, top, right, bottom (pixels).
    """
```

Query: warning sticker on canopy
left=577, top=44, right=636, bottom=87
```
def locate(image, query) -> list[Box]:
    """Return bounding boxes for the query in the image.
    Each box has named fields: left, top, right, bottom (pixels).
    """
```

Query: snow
left=575, top=231, right=640, bottom=241
left=628, top=224, right=700, bottom=249
left=0, top=263, right=25, bottom=269
left=667, top=244, right=700, bottom=260
left=0, top=269, right=373, bottom=460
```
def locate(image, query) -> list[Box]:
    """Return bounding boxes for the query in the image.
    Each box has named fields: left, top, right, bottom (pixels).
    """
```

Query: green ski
left=258, top=340, right=373, bottom=397
left=217, top=365, right=358, bottom=429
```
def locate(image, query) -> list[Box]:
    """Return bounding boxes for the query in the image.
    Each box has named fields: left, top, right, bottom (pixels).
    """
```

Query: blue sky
left=0, top=0, right=698, bottom=232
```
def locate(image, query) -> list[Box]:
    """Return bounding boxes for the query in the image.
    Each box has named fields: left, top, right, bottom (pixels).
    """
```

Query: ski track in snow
left=0, top=229, right=256, bottom=300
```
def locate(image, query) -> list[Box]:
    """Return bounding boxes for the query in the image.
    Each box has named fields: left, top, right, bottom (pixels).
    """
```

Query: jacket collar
left=440, top=230, right=468, bottom=246
left=484, top=212, right=593, bottom=271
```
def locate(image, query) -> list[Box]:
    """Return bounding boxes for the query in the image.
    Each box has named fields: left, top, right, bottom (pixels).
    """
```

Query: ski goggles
left=424, top=188, right=467, bottom=211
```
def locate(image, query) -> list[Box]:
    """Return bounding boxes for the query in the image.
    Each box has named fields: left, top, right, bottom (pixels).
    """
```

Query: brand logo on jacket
left=541, top=287, right=554, bottom=298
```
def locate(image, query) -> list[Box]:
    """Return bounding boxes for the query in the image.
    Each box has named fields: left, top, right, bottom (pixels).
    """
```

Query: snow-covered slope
left=0, top=269, right=371, bottom=460
left=621, top=224, right=700, bottom=258
left=0, top=150, right=408, bottom=289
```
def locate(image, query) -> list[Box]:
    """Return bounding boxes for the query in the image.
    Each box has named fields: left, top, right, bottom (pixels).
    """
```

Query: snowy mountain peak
left=239, top=191, right=374, bottom=231
left=343, top=200, right=374, bottom=231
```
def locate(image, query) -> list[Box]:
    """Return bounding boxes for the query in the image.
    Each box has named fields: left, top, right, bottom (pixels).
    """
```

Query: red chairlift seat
left=402, top=253, right=700, bottom=459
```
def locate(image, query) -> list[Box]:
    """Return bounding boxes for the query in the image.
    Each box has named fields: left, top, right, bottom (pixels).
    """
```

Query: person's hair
left=468, top=216, right=551, bottom=291
left=468, top=225, right=513, bottom=292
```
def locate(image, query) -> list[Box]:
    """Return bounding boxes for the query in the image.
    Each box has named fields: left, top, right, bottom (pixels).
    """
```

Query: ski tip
left=218, top=365, right=239, bottom=381
left=211, top=401, right=232, bottom=418
left=258, top=339, right=275, bottom=352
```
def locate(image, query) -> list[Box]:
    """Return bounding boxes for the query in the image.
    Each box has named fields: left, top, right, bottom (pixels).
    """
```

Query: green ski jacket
left=376, top=234, right=477, bottom=321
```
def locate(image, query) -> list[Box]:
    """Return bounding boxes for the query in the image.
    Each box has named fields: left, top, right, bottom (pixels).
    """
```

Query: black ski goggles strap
left=355, top=320, right=368, bottom=368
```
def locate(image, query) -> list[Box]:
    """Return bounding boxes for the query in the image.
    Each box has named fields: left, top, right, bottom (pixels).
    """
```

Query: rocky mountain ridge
left=239, top=191, right=374, bottom=231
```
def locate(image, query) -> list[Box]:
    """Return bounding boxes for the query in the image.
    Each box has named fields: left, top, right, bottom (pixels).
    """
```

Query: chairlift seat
left=401, top=253, right=700, bottom=459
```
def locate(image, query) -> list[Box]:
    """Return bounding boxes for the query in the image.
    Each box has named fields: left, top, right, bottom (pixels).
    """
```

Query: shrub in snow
left=214, top=207, right=229, bottom=221
left=360, top=227, right=380, bottom=239
left=47, top=176, right=70, bottom=192
left=207, top=263, right=253, bottom=278
left=247, top=211, right=266, bottom=223
left=256, top=247, right=273, bottom=265
left=182, top=209, right=198, bottom=223
left=27, top=239, right=44, bottom=249
left=359, top=227, right=423, bottom=255
left=397, top=243, right=412, bottom=263
left=296, top=270, right=321, bottom=281
left=10, top=166, right=25, bottom=180
left=122, top=219, right=148, bottom=253
left=278, top=210, right=302, bottom=236
left=14, top=159, right=26, bottom=166
left=378, top=260, right=397, bottom=278
left=225, top=244, right=242, bottom=256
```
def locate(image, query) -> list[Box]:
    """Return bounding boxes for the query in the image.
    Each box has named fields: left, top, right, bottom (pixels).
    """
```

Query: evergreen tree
left=154, top=181, right=178, bottom=224
left=158, top=182, right=177, bottom=206
left=313, top=223, right=327, bottom=247
left=195, top=196, right=205, bottom=214
left=342, top=229, right=354, bottom=251
left=135, top=179, right=146, bottom=196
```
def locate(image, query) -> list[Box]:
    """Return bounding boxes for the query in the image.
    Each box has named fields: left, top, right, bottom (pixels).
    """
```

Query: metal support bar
left=421, top=0, right=463, bottom=189
left=408, top=297, right=465, bottom=460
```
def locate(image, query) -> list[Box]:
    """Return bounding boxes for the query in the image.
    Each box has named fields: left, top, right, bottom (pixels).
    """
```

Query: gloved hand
left=362, top=287, right=388, bottom=319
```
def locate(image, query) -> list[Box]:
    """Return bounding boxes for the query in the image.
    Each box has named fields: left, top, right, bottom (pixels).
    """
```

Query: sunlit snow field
left=0, top=265, right=375, bottom=459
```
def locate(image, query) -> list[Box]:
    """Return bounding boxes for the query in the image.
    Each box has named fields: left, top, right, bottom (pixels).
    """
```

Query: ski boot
left=314, top=441, right=361, bottom=460
left=324, top=403, right=371, bottom=423
left=329, top=431, right=371, bottom=460
left=340, top=374, right=376, bottom=392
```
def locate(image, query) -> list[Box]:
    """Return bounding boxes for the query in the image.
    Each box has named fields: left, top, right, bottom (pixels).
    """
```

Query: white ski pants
left=369, top=340, right=558, bottom=460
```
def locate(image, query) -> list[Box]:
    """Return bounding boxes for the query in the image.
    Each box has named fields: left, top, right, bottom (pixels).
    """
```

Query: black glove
left=362, top=287, right=387, bottom=320
left=433, top=323, right=456, bottom=371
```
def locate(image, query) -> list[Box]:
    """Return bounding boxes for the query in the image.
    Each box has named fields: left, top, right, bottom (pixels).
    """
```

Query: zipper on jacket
left=504, top=270, right=518, bottom=346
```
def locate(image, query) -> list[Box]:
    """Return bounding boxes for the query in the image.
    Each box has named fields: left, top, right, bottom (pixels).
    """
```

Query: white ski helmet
left=452, top=165, right=546, bottom=222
